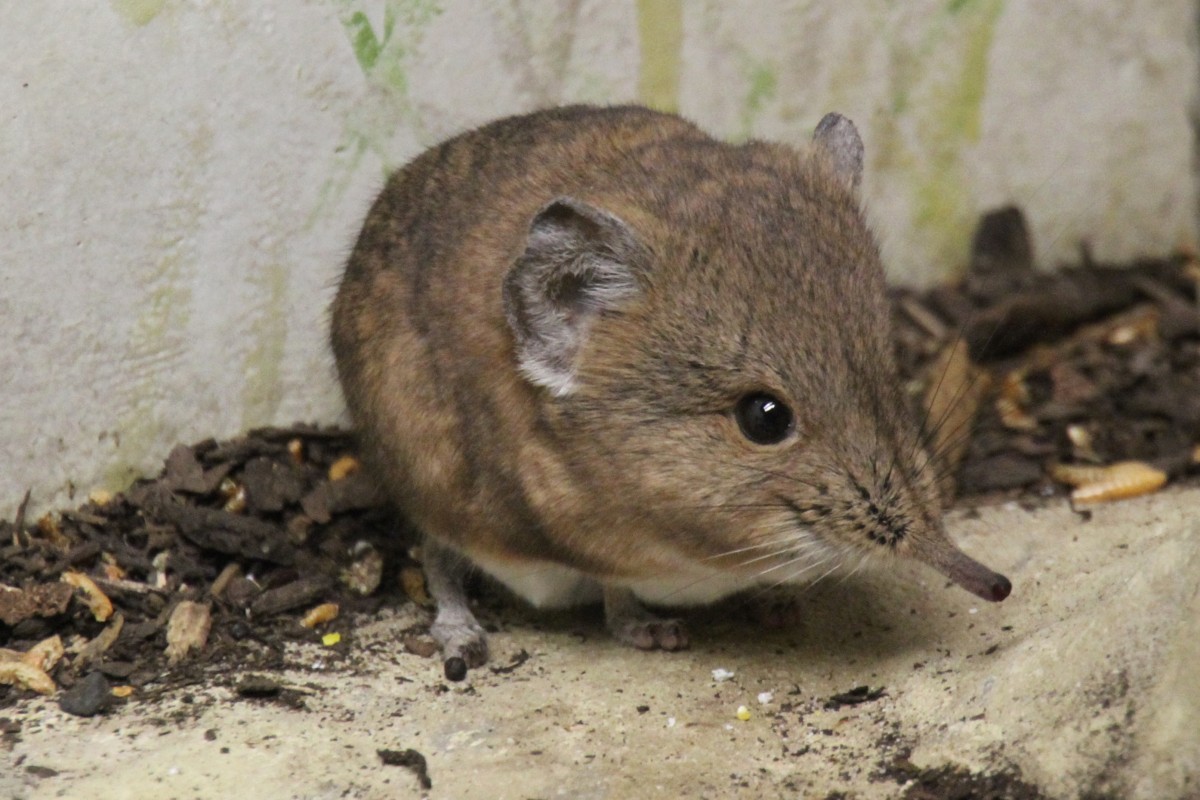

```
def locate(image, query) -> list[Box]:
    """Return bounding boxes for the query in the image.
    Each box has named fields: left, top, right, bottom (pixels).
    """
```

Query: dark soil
left=891, top=206, right=1200, bottom=499
left=2, top=205, right=1198, bottom=798
left=897, top=761, right=1049, bottom=800
left=874, top=744, right=1050, bottom=799
left=0, top=426, right=419, bottom=712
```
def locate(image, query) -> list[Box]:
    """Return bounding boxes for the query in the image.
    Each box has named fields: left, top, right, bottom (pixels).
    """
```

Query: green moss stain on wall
left=341, top=1, right=442, bottom=98
left=313, top=1, right=442, bottom=221
left=738, top=60, right=777, bottom=140
left=242, top=263, right=288, bottom=428
left=111, top=0, right=166, bottom=26
left=345, top=9, right=393, bottom=72
left=873, top=0, right=1003, bottom=277
left=103, top=249, right=193, bottom=491
left=912, top=0, right=1003, bottom=270
left=636, top=0, right=682, bottom=112
left=932, top=0, right=999, bottom=145
left=103, top=118, right=214, bottom=492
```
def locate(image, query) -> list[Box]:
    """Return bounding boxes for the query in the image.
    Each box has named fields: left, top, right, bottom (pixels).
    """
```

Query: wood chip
left=23, top=635, right=64, bottom=672
left=242, top=456, right=306, bottom=514
left=139, top=492, right=299, bottom=566
left=0, top=582, right=74, bottom=626
left=1104, top=305, right=1159, bottom=346
left=11, top=488, right=31, bottom=548
left=898, top=295, right=948, bottom=340
left=162, top=444, right=212, bottom=494
left=249, top=576, right=332, bottom=618
left=400, top=566, right=433, bottom=608
left=62, top=571, right=114, bottom=622
left=996, top=370, right=1038, bottom=431
left=165, top=601, right=212, bottom=665
left=342, top=544, right=384, bottom=596
left=209, top=562, right=242, bottom=599
left=0, top=661, right=56, bottom=695
left=0, top=634, right=63, bottom=678
left=402, top=636, right=439, bottom=658
left=77, top=612, right=125, bottom=666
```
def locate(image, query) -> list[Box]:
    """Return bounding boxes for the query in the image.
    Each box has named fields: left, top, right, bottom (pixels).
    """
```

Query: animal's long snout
left=912, top=536, right=1012, bottom=602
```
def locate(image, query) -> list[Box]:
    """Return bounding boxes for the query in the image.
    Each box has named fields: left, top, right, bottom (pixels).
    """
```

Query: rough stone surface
left=5, top=487, right=1197, bottom=799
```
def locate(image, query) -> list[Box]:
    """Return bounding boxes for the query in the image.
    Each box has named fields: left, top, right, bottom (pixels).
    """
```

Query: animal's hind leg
left=603, top=585, right=689, bottom=651
left=424, top=538, right=489, bottom=679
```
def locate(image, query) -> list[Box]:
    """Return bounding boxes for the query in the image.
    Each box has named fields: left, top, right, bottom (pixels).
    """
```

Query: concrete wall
left=3, top=0, right=1197, bottom=518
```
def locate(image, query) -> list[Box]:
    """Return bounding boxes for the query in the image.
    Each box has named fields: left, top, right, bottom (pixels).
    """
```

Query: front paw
left=603, top=585, right=690, bottom=651
left=431, top=617, right=489, bottom=674
left=609, top=616, right=689, bottom=651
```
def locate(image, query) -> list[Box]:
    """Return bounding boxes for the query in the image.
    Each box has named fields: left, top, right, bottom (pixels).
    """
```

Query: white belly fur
left=470, top=553, right=758, bottom=609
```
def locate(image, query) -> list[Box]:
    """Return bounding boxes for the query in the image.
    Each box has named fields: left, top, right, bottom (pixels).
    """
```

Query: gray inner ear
left=813, top=112, right=864, bottom=192
left=503, top=197, right=645, bottom=395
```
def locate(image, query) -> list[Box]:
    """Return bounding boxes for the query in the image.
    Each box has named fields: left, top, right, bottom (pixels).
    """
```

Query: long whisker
left=832, top=552, right=871, bottom=587
left=914, top=339, right=990, bottom=469
left=734, top=539, right=830, bottom=569
left=915, top=325, right=968, bottom=452
left=802, top=559, right=846, bottom=593
left=927, top=405, right=985, bottom=455
left=755, top=555, right=840, bottom=595
left=702, top=535, right=802, bottom=561
left=644, top=522, right=817, bottom=604
left=753, top=552, right=831, bottom=581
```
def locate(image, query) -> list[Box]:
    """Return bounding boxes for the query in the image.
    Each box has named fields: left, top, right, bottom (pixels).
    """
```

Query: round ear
left=502, top=197, right=647, bottom=395
left=812, top=113, right=864, bottom=193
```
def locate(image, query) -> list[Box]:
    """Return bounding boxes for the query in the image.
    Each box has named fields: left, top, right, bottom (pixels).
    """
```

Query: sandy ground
left=4, top=487, right=1199, bottom=800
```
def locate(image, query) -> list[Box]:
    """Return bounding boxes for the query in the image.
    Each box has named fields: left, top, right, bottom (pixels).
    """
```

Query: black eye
left=734, top=392, right=794, bottom=445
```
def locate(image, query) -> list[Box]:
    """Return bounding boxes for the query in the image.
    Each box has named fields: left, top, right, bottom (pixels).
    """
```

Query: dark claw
left=443, top=656, right=468, bottom=682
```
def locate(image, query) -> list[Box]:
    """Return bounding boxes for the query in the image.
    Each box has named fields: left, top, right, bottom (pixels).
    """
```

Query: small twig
left=12, top=489, right=31, bottom=548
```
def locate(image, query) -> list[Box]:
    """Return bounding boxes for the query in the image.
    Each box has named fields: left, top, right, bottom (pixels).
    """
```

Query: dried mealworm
left=300, top=602, right=340, bottom=629
left=328, top=455, right=361, bottom=482
left=1050, top=461, right=1168, bottom=505
left=61, top=571, right=114, bottom=622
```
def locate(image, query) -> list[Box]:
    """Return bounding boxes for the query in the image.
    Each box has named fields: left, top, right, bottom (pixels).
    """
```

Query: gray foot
left=423, top=539, right=489, bottom=679
left=429, top=613, right=489, bottom=668
left=603, top=586, right=689, bottom=651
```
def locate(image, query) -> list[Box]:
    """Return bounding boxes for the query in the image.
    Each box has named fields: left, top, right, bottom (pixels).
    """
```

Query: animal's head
left=502, top=114, right=1010, bottom=604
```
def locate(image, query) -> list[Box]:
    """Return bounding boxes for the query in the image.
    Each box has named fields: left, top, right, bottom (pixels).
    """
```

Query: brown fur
left=330, top=104, right=1008, bottom=609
